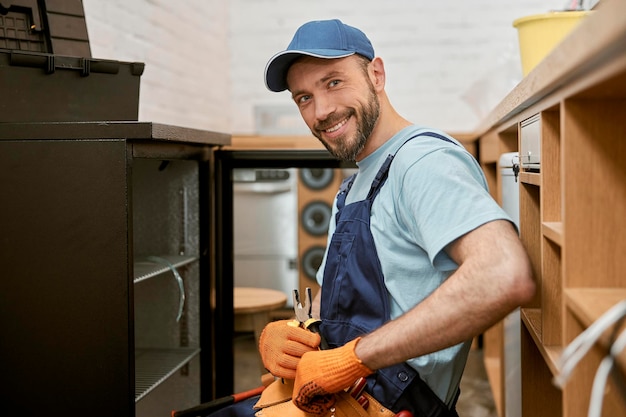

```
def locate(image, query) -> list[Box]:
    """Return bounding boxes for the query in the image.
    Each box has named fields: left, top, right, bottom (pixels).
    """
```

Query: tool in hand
left=290, top=287, right=329, bottom=350
left=292, top=287, right=373, bottom=409
left=290, top=290, right=413, bottom=417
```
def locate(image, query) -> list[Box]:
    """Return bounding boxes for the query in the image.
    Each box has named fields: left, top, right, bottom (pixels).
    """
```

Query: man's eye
left=329, top=80, right=340, bottom=87
left=298, top=95, right=311, bottom=104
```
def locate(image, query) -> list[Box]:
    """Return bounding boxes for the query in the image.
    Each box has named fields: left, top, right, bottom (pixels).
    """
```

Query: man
left=217, top=19, right=535, bottom=417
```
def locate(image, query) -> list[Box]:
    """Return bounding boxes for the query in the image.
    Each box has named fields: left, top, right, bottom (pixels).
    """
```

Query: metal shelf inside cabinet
left=133, top=255, right=198, bottom=284
left=521, top=308, right=562, bottom=376
left=135, top=347, right=201, bottom=402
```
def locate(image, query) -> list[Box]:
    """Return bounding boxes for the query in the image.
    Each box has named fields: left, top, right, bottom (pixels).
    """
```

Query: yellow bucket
left=513, top=11, right=590, bottom=76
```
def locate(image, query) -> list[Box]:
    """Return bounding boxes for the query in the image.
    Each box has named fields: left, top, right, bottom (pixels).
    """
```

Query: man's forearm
left=355, top=220, right=535, bottom=370
left=354, top=267, right=515, bottom=370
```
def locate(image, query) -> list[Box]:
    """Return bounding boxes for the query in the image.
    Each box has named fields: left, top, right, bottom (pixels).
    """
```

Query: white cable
left=554, top=300, right=626, bottom=388
left=588, top=328, right=626, bottom=417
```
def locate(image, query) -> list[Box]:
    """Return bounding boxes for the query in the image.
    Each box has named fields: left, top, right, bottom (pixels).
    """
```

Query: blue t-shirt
left=316, top=125, right=513, bottom=405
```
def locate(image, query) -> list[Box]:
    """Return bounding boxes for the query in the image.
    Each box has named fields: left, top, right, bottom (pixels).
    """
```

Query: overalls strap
left=322, top=131, right=460, bottom=416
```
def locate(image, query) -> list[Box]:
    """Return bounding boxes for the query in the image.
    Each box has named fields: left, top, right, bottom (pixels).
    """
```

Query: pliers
left=290, top=287, right=328, bottom=349
left=289, top=288, right=414, bottom=417
left=292, top=290, right=368, bottom=409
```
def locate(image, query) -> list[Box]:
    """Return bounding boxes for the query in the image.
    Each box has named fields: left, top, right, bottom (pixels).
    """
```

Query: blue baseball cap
left=264, top=19, right=375, bottom=92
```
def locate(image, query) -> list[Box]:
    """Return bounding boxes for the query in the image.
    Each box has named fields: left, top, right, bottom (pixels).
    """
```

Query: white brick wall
left=230, top=0, right=566, bottom=134
left=82, top=0, right=568, bottom=134
left=82, top=0, right=231, bottom=133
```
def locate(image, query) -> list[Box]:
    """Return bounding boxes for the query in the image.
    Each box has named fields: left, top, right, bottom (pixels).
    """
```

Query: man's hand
left=259, top=320, right=321, bottom=379
left=293, top=338, right=373, bottom=414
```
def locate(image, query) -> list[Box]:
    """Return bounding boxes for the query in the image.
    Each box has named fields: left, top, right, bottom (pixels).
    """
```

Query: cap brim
left=264, top=49, right=355, bottom=92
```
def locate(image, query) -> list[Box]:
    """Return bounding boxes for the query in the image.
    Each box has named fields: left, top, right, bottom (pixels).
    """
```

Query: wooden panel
left=482, top=162, right=497, bottom=200
left=479, top=130, right=499, bottom=164
left=228, top=135, right=325, bottom=150
left=483, top=322, right=502, bottom=359
left=542, top=238, right=562, bottom=346
left=539, top=107, right=562, bottom=349
left=540, top=110, right=561, bottom=222
left=563, top=308, right=626, bottom=417
left=520, top=183, right=542, bottom=309
left=566, top=288, right=626, bottom=373
left=521, top=309, right=562, bottom=374
left=483, top=323, right=504, bottom=417
left=562, top=312, right=595, bottom=417
left=499, top=127, right=518, bottom=154
left=521, top=319, right=562, bottom=417
left=562, top=99, right=626, bottom=288
left=297, top=169, right=343, bottom=295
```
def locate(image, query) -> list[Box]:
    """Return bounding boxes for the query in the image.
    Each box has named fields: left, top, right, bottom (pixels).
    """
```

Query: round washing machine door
left=299, top=168, right=335, bottom=190
left=300, top=200, right=332, bottom=236
left=301, top=245, right=326, bottom=280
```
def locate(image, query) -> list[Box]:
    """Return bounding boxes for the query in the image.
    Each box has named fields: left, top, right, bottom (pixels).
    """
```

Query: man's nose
left=314, top=93, right=336, bottom=122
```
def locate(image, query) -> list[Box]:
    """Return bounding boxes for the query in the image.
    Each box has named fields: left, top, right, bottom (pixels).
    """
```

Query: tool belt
left=253, top=379, right=396, bottom=417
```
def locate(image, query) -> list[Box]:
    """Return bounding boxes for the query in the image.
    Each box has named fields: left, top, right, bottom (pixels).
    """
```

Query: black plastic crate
left=0, top=8, right=46, bottom=52
left=0, top=49, right=145, bottom=122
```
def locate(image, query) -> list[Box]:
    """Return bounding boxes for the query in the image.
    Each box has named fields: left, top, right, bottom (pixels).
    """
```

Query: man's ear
left=369, top=57, right=386, bottom=92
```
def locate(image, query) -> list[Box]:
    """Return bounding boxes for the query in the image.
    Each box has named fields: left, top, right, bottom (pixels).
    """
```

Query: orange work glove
left=259, top=320, right=321, bottom=379
left=293, top=337, right=374, bottom=414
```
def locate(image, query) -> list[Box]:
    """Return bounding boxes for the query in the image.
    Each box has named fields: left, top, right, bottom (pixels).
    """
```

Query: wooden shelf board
left=520, top=172, right=541, bottom=186
left=565, top=288, right=626, bottom=376
left=542, top=222, right=563, bottom=246
left=521, top=308, right=562, bottom=376
left=566, top=288, right=626, bottom=328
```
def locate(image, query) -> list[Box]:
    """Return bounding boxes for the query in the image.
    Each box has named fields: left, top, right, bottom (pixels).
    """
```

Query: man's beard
left=312, top=86, right=380, bottom=161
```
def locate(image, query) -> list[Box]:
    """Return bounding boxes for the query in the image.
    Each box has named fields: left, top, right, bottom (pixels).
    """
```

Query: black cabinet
left=0, top=122, right=229, bottom=417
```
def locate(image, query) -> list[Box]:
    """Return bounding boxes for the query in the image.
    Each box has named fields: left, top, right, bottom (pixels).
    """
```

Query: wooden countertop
left=227, top=132, right=478, bottom=155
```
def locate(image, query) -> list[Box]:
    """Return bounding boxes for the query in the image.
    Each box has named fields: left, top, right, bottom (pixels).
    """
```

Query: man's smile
left=325, top=117, right=350, bottom=133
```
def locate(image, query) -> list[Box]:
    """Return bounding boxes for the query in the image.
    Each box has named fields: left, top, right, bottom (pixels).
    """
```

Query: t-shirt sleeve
left=396, top=146, right=513, bottom=270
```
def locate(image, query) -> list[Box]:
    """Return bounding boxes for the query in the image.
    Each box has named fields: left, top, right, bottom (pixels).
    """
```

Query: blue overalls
left=207, top=132, right=460, bottom=417
left=319, top=132, right=460, bottom=417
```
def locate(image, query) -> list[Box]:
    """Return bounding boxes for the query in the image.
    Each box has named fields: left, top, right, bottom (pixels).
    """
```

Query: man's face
left=286, top=55, right=380, bottom=161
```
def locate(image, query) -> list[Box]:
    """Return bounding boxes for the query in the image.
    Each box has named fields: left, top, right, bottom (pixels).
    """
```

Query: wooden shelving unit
left=475, top=1, right=626, bottom=415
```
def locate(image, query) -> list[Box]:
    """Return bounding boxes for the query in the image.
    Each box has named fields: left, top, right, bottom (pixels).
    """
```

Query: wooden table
left=234, top=287, right=288, bottom=370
